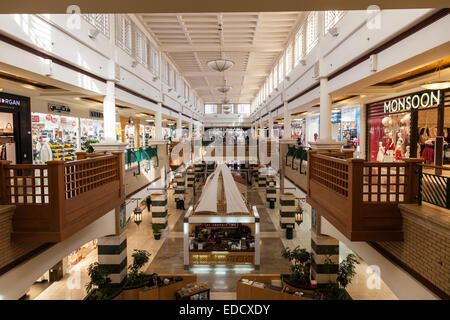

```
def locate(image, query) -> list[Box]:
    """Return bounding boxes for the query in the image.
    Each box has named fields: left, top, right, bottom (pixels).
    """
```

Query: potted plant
left=85, top=262, right=119, bottom=300
left=82, top=139, right=99, bottom=153
left=125, top=249, right=151, bottom=289
left=320, top=253, right=360, bottom=300
left=281, top=246, right=313, bottom=289
left=152, top=224, right=163, bottom=240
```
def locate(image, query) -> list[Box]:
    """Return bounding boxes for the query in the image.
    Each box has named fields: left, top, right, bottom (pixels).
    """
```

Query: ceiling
left=137, top=12, right=304, bottom=104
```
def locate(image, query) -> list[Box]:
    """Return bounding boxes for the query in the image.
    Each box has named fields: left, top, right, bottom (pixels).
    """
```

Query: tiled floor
left=33, top=176, right=397, bottom=300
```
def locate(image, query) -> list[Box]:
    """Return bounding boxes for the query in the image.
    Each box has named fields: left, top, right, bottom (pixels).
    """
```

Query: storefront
left=31, top=112, right=79, bottom=163
left=366, top=89, right=450, bottom=164
left=0, top=92, right=32, bottom=164
left=331, top=104, right=361, bottom=151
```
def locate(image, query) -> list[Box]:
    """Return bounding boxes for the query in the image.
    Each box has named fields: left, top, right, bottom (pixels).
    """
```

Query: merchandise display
left=80, top=118, right=104, bottom=146
left=0, top=113, right=16, bottom=163
left=31, top=113, right=78, bottom=163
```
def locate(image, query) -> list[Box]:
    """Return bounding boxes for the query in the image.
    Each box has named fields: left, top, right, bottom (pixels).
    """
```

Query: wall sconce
left=299, top=59, right=307, bottom=66
left=88, top=29, right=100, bottom=39
left=152, top=76, right=159, bottom=81
left=131, top=61, right=138, bottom=68
left=285, top=76, right=290, bottom=81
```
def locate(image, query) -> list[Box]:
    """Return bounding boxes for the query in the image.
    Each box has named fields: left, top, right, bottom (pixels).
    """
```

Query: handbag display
left=3, top=123, right=13, bottom=134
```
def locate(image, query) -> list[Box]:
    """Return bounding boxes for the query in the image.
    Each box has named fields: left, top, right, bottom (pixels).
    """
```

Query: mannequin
left=40, top=138, right=53, bottom=163
left=385, top=131, right=395, bottom=161
left=376, top=141, right=385, bottom=162
left=395, top=135, right=404, bottom=161
left=404, top=146, right=410, bottom=159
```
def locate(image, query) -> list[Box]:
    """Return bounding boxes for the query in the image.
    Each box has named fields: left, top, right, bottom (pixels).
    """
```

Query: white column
left=176, top=113, right=182, bottom=140
left=155, top=103, right=163, bottom=140
left=319, top=76, right=332, bottom=141
left=259, top=112, right=263, bottom=137
left=268, top=112, right=274, bottom=139
left=103, top=80, right=116, bottom=142
left=283, top=92, right=291, bottom=140
left=188, top=122, right=193, bottom=138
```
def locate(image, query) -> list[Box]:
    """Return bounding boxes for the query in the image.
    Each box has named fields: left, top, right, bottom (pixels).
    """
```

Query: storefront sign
left=48, top=103, right=71, bottom=113
left=383, top=90, right=440, bottom=113
left=0, top=98, right=21, bottom=106
left=204, top=223, right=238, bottom=228
left=331, top=111, right=341, bottom=124
left=89, top=110, right=103, bottom=119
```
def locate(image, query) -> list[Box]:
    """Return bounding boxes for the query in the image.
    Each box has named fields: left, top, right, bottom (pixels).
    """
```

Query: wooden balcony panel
left=306, top=151, right=423, bottom=242
left=0, top=153, right=124, bottom=243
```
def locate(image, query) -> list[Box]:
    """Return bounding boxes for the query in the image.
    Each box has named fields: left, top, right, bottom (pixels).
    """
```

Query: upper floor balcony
left=0, top=153, right=124, bottom=243
left=306, top=151, right=424, bottom=241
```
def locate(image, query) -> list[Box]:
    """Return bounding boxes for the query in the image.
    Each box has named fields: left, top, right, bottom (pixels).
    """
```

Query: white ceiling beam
left=160, top=44, right=284, bottom=52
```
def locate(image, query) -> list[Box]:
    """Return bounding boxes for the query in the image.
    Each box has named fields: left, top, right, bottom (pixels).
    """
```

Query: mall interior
left=0, top=6, right=448, bottom=301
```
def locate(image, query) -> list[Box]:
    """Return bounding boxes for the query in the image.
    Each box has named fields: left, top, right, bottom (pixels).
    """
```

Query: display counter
left=183, top=164, right=261, bottom=267
left=236, top=274, right=321, bottom=300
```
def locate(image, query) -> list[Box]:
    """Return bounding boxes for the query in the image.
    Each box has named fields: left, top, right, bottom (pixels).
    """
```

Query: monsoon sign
left=384, top=90, right=441, bottom=113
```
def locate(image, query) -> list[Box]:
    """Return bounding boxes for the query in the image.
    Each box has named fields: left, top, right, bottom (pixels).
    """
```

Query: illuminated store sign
left=384, top=90, right=440, bottom=113
left=0, top=98, right=21, bottom=106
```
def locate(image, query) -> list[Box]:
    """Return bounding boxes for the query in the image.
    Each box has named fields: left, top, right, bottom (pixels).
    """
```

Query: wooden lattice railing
left=307, top=150, right=423, bottom=241
left=0, top=153, right=124, bottom=243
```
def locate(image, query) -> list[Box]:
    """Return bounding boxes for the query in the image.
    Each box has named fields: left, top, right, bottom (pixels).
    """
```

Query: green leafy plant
left=320, top=253, right=360, bottom=300
left=126, top=249, right=151, bottom=287
left=281, top=246, right=312, bottom=284
left=337, top=253, right=360, bottom=289
left=82, top=139, right=99, bottom=153
left=85, top=262, right=112, bottom=299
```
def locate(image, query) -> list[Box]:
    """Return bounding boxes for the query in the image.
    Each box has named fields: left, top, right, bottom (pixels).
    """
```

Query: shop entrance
left=0, top=92, right=32, bottom=164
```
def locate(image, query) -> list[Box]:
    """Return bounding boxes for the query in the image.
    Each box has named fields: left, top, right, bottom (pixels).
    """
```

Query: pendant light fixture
left=216, top=85, right=232, bottom=93
left=421, top=59, right=450, bottom=90
left=207, top=23, right=235, bottom=72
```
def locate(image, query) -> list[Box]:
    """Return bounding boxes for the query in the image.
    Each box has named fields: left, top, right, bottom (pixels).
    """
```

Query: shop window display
left=80, top=118, right=104, bottom=147
left=125, top=123, right=136, bottom=148
left=0, top=113, right=16, bottom=162
left=31, top=113, right=79, bottom=163
left=369, top=113, right=410, bottom=162
left=367, top=89, right=449, bottom=164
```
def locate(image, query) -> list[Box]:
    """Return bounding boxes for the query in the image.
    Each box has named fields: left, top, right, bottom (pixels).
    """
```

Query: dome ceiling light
left=216, top=86, right=232, bottom=93
left=207, top=60, right=235, bottom=72
left=207, top=24, right=235, bottom=72
left=421, top=60, right=450, bottom=90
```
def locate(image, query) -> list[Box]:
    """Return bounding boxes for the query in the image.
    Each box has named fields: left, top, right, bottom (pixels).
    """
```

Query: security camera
left=328, top=26, right=339, bottom=37
left=88, top=29, right=100, bottom=39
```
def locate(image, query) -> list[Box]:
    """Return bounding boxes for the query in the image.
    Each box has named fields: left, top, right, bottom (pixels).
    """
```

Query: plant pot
left=154, top=233, right=161, bottom=240
left=281, top=274, right=313, bottom=291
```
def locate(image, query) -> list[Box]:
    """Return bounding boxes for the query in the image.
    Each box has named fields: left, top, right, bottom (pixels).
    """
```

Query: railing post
left=306, top=150, right=316, bottom=197
left=46, top=160, right=65, bottom=233
left=404, top=158, right=424, bottom=204
left=349, top=158, right=365, bottom=232
left=417, top=164, right=423, bottom=206
left=112, top=151, right=125, bottom=201
left=0, top=160, right=11, bottom=204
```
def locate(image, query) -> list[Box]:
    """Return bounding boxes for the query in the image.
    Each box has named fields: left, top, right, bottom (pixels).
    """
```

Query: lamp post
left=129, top=198, right=143, bottom=227
left=295, top=198, right=305, bottom=226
